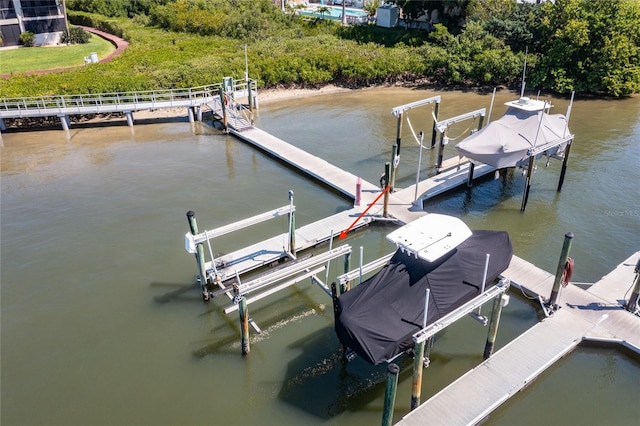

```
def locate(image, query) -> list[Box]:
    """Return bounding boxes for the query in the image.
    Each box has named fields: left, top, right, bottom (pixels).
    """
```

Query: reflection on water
left=1, top=88, right=638, bottom=426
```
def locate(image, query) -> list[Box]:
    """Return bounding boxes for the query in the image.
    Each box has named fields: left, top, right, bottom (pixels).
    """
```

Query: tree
left=530, top=0, right=640, bottom=96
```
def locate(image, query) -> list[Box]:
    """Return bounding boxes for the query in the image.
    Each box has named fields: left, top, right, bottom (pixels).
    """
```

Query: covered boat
left=334, top=215, right=513, bottom=365
left=455, top=97, right=571, bottom=168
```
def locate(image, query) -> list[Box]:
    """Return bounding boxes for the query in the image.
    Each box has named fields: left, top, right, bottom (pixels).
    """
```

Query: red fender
left=561, top=257, right=574, bottom=287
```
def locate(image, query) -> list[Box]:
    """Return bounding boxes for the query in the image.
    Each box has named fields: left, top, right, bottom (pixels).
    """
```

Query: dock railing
left=0, top=84, right=222, bottom=118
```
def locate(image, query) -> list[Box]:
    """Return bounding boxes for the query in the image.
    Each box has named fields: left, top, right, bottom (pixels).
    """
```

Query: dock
left=398, top=251, right=640, bottom=425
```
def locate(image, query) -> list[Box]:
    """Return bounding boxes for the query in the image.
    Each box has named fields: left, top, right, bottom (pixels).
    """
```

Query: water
left=1, top=87, right=638, bottom=425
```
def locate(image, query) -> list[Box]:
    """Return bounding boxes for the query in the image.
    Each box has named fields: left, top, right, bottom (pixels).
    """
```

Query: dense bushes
left=2, top=0, right=638, bottom=97
left=19, top=31, right=35, bottom=47
left=61, top=26, right=91, bottom=44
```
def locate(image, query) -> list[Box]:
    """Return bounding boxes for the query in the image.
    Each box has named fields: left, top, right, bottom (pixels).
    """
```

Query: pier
left=0, top=79, right=257, bottom=131
left=398, top=251, right=640, bottom=425
left=187, top=93, right=638, bottom=425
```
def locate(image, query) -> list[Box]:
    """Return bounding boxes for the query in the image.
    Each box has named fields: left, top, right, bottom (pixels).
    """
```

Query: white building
left=0, top=0, right=68, bottom=46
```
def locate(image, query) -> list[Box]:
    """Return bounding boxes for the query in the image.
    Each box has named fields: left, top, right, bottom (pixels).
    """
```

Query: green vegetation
left=0, top=0, right=638, bottom=98
left=0, top=33, right=115, bottom=75
left=18, top=31, right=35, bottom=47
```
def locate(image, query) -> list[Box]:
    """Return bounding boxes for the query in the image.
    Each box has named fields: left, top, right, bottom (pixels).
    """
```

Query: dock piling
left=341, top=252, right=351, bottom=294
left=382, top=363, right=400, bottom=426
left=383, top=162, right=391, bottom=217
left=390, top=144, right=398, bottom=191
left=483, top=294, right=507, bottom=359
left=548, top=232, right=574, bottom=309
left=520, top=156, right=536, bottom=211
left=239, top=296, right=250, bottom=355
left=625, top=258, right=640, bottom=313
left=288, top=190, right=296, bottom=257
left=355, top=177, right=362, bottom=207
left=431, top=102, right=440, bottom=148
left=186, top=211, right=209, bottom=300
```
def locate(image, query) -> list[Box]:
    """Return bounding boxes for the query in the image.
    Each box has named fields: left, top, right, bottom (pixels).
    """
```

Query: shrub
left=61, top=26, right=91, bottom=44
left=19, top=31, right=35, bottom=47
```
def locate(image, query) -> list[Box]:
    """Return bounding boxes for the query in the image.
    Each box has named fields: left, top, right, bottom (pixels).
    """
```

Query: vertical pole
left=247, top=78, right=254, bottom=114
left=341, top=252, right=352, bottom=294
left=520, top=156, right=535, bottom=212
left=411, top=341, right=425, bottom=410
left=436, top=131, right=446, bottom=174
left=239, top=296, right=250, bottom=355
left=125, top=111, right=134, bottom=127
left=431, top=101, right=440, bottom=148
left=395, top=112, right=403, bottom=156
left=466, top=162, right=475, bottom=187
left=483, top=294, right=506, bottom=359
left=186, top=211, right=209, bottom=299
left=355, top=177, right=362, bottom=207
left=0, top=117, right=6, bottom=131
left=187, top=107, right=195, bottom=123
left=624, top=258, right=640, bottom=313
left=288, top=190, right=296, bottom=258
left=358, top=246, right=364, bottom=286
left=381, top=363, right=400, bottom=426
left=331, top=282, right=340, bottom=321
left=196, top=106, right=203, bottom=121
left=557, top=140, right=573, bottom=191
left=383, top=162, right=391, bottom=217
left=477, top=113, right=485, bottom=131
left=59, top=114, right=69, bottom=131
left=390, top=144, right=398, bottom=191
left=219, top=87, right=228, bottom=130
left=548, top=232, right=574, bottom=308
left=414, top=132, right=424, bottom=203
left=411, top=288, right=430, bottom=410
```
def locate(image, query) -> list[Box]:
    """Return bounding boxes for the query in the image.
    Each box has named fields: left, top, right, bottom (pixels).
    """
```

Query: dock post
left=557, top=140, right=573, bottom=191
left=625, top=258, right=640, bottom=313
left=410, top=340, right=426, bottom=410
left=355, top=177, right=362, bottom=207
left=125, top=111, right=134, bottom=127
left=288, top=190, right=296, bottom=257
left=0, top=117, right=6, bottom=131
left=548, top=232, right=574, bottom=309
left=436, top=131, right=446, bottom=174
left=219, top=87, right=228, bottom=131
left=341, top=252, right=351, bottom=294
left=431, top=101, right=440, bottom=148
left=186, top=211, right=209, bottom=299
left=467, top=162, right=475, bottom=187
left=483, top=294, right=506, bottom=359
left=520, top=155, right=536, bottom=211
left=187, top=107, right=195, bottom=123
left=381, top=363, right=400, bottom=426
left=383, top=162, right=391, bottom=217
left=389, top=144, right=398, bottom=191
left=247, top=78, right=254, bottom=112
left=58, top=114, right=70, bottom=131
left=239, top=296, right=250, bottom=355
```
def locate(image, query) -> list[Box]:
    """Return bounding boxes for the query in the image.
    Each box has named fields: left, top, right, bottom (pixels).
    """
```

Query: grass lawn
left=0, top=34, right=115, bottom=75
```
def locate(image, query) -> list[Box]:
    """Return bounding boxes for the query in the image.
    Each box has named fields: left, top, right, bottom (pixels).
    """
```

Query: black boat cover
left=334, top=230, right=513, bottom=365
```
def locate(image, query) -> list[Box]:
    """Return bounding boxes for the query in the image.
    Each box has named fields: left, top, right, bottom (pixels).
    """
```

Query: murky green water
left=2, top=87, right=638, bottom=425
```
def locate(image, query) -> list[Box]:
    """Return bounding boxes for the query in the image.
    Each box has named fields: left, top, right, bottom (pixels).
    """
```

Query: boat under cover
left=334, top=229, right=513, bottom=365
left=455, top=98, right=571, bottom=168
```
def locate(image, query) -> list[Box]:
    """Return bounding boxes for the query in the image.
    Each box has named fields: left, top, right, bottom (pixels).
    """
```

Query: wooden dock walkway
left=398, top=251, right=640, bottom=425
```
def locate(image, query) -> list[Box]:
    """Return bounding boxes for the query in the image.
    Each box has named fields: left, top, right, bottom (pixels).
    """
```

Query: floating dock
left=398, top=251, right=640, bottom=425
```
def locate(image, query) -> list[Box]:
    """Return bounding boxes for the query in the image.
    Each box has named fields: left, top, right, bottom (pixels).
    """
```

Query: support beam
left=58, top=114, right=69, bottom=131
left=125, top=111, right=134, bottom=127
left=557, top=140, right=573, bottom=191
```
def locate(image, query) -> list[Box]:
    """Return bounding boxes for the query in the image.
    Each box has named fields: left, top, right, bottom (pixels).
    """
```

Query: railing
left=0, top=84, right=223, bottom=117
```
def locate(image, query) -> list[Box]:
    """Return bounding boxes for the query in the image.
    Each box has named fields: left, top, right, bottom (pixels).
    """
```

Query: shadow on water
left=278, top=327, right=414, bottom=420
